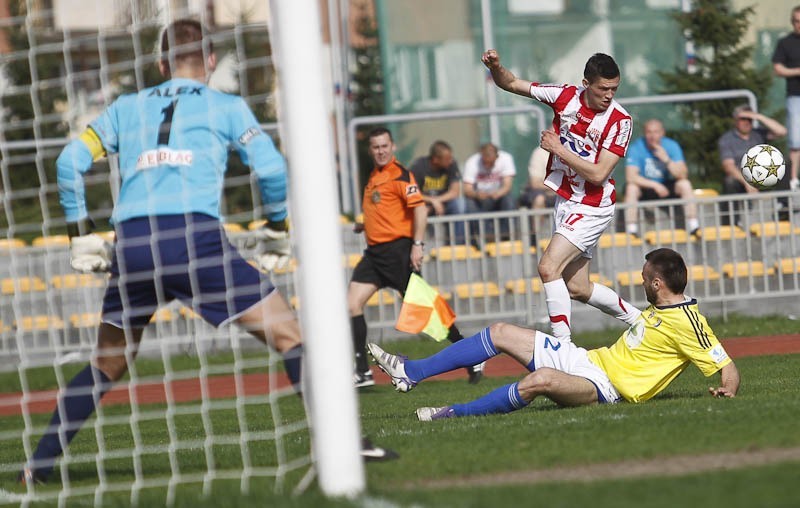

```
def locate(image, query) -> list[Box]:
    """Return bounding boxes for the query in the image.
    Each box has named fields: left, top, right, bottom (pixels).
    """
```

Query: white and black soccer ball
left=740, top=144, right=785, bottom=188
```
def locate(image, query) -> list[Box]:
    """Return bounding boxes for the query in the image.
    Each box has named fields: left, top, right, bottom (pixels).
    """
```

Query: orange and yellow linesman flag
left=395, top=273, right=456, bottom=342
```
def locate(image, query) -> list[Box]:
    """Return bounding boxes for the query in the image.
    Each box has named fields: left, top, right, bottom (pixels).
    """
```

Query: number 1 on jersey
left=158, top=99, right=178, bottom=145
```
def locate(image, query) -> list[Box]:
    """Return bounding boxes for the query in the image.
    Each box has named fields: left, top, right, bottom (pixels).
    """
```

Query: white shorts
left=533, top=331, right=621, bottom=404
left=552, top=196, right=614, bottom=259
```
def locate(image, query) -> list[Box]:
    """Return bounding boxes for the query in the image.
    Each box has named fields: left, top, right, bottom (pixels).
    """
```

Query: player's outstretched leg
left=586, top=283, right=641, bottom=326
left=20, top=324, right=138, bottom=485
left=416, top=381, right=529, bottom=421
left=369, top=326, right=500, bottom=392
left=445, top=323, right=485, bottom=384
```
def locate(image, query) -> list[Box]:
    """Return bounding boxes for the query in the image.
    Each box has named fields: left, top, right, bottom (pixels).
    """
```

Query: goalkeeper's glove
left=67, top=218, right=111, bottom=273
left=790, top=177, right=799, bottom=192
left=249, top=219, right=291, bottom=272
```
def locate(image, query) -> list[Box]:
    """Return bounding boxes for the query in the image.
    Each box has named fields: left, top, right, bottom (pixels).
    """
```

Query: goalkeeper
left=19, top=19, right=305, bottom=484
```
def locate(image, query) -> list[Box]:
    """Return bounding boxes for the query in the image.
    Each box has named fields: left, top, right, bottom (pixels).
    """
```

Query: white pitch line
left=0, top=487, right=29, bottom=503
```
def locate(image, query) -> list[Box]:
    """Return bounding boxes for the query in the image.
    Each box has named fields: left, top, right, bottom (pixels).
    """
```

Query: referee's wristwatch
left=412, top=240, right=425, bottom=247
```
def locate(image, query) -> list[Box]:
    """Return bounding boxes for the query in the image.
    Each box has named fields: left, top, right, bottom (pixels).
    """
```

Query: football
left=740, top=144, right=785, bottom=188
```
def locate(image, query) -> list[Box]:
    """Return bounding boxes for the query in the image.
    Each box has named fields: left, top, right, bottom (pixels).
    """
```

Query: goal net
left=0, top=1, right=359, bottom=505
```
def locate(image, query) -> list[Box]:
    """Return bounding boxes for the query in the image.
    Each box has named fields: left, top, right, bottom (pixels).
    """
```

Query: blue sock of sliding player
left=451, top=382, right=529, bottom=416
left=404, top=327, right=498, bottom=382
left=29, top=364, right=112, bottom=479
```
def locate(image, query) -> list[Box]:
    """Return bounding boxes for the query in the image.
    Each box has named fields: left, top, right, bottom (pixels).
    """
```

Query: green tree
left=1, top=1, right=68, bottom=237
left=658, top=0, right=773, bottom=186
left=350, top=3, right=385, bottom=200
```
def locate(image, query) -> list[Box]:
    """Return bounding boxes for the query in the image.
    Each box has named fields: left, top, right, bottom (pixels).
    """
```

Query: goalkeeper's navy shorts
left=101, top=213, right=274, bottom=329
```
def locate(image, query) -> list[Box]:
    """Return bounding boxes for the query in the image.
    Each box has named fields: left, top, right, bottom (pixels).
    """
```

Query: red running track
left=1, top=334, right=798, bottom=417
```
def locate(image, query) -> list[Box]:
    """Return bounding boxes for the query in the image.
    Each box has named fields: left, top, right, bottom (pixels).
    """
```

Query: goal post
left=0, top=1, right=363, bottom=503
left=268, top=0, right=364, bottom=497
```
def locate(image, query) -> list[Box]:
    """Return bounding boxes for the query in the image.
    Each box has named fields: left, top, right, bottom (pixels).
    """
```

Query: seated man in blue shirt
left=624, top=119, right=698, bottom=236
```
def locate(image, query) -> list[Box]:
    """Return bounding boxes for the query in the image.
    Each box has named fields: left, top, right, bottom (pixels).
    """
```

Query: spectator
left=462, top=143, right=516, bottom=240
left=624, top=119, right=699, bottom=237
left=410, top=140, right=467, bottom=244
left=718, top=105, right=787, bottom=225
left=772, top=5, right=800, bottom=191
left=518, top=146, right=556, bottom=244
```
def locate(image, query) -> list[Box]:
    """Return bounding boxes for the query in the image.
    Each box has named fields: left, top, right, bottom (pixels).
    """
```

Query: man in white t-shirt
left=481, top=48, right=641, bottom=341
left=462, top=143, right=516, bottom=240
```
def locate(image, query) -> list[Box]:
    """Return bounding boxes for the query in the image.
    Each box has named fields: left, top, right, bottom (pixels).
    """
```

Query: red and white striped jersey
left=529, top=83, right=632, bottom=208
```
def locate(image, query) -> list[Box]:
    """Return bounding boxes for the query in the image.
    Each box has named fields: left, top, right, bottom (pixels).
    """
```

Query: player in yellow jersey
left=369, top=248, right=740, bottom=420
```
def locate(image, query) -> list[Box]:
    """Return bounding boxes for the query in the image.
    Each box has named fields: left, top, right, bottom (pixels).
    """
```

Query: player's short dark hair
left=583, top=53, right=620, bottom=83
left=645, top=248, right=687, bottom=294
left=429, top=140, right=452, bottom=158
left=368, top=127, right=393, bottom=142
left=161, top=19, right=212, bottom=66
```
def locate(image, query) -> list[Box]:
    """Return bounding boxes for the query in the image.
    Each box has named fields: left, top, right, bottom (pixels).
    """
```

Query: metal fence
left=1, top=190, right=798, bottom=368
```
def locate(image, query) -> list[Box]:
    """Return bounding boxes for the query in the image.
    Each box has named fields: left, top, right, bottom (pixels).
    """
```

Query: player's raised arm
left=481, top=49, right=533, bottom=97
left=540, top=129, right=622, bottom=186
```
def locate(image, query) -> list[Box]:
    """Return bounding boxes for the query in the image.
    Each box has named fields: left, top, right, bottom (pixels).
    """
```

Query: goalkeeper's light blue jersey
left=58, top=78, right=287, bottom=224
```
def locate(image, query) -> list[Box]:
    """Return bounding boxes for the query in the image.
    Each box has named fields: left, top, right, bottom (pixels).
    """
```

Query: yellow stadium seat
left=484, top=240, right=536, bottom=257
left=504, top=278, right=543, bottom=294
left=537, top=238, right=551, bottom=251
left=32, top=235, right=70, bottom=248
left=179, top=306, right=201, bottom=320
left=15, top=315, right=65, bottom=331
left=223, top=223, right=244, bottom=233
left=345, top=253, right=362, bottom=268
left=776, top=257, right=800, bottom=274
left=367, top=290, right=396, bottom=306
left=589, top=273, right=614, bottom=286
left=340, top=215, right=352, bottom=225
left=693, top=188, right=719, bottom=198
left=431, top=286, right=453, bottom=300
left=0, top=238, right=26, bottom=250
left=644, top=229, right=688, bottom=245
left=694, top=225, right=746, bottom=241
left=95, top=230, right=116, bottom=243
left=1, top=277, right=47, bottom=295
left=50, top=273, right=107, bottom=289
left=616, top=270, right=643, bottom=287
left=272, top=258, right=297, bottom=274
left=455, top=282, right=501, bottom=299
left=429, top=245, right=482, bottom=261
left=721, top=261, right=774, bottom=278
left=749, top=221, right=800, bottom=237
left=149, top=308, right=175, bottom=323
left=598, top=232, right=643, bottom=248
left=290, top=296, right=300, bottom=309
left=69, top=312, right=101, bottom=329
left=689, top=265, right=721, bottom=281
left=247, top=220, right=267, bottom=231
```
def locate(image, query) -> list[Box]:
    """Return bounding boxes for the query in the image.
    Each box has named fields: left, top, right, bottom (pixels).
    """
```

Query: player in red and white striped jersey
left=482, top=49, right=641, bottom=340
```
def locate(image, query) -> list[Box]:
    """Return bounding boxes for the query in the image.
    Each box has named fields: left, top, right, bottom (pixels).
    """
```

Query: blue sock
left=283, top=344, right=303, bottom=391
left=30, top=365, right=112, bottom=478
left=451, top=382, right=529, bottom=416
left=404, top=327, right=498, bottom=382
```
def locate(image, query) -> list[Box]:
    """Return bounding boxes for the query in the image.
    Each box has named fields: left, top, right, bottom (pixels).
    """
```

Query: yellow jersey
left=587, top=299, right=731, bottom=403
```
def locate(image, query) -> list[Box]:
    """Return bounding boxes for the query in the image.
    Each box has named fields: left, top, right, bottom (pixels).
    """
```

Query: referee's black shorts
left=351, top=237, right=413, bottom=294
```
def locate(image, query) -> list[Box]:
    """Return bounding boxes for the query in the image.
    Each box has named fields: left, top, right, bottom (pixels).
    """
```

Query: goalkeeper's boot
left=416, top=406, right=455, bottom=421
left=360, top=437, right=399, bottom=462
left=367, top=343, right=416, bottom=393
left=18, top=465, right=48, bottom=486
left=466, top=361, right=485, bottom=384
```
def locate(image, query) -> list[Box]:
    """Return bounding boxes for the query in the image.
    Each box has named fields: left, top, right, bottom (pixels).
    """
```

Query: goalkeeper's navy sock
left=29, top=364, right=112, bottom=479
left=405, top=327, right=497, bottom=382
left=283, top=344, right=303, bottom=391
left=451, top=382, right=529, bottom=416
left=351, top=315, right=369, bottom=373
left=446, top=323, right=463, bottom=343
